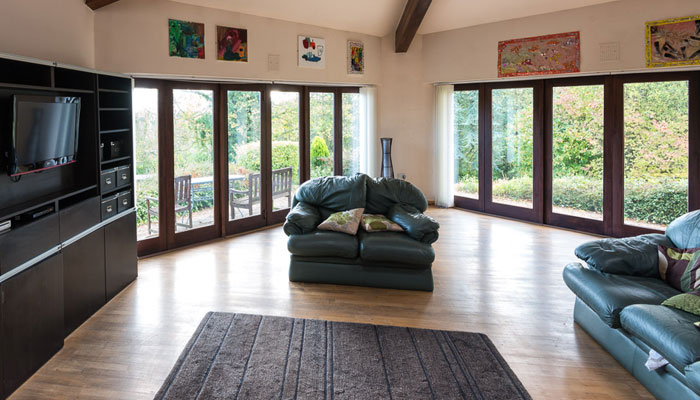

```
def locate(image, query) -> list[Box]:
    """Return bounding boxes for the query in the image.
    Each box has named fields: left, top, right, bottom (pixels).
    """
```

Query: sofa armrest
left=283, top=202, right=322, bottom=236
left=387, top=204, right=440, bottom=244
left=574, top=233, right=673, bottom=278
left=685, top=363, right=700, bottom=394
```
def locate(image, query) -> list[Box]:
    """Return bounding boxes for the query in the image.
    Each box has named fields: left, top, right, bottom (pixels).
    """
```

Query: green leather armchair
left=283, top=174, right=439, bottom=291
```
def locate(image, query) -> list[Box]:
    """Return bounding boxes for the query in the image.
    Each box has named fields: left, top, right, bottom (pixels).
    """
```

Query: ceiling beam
left=394, top=0, right=431, bottom=53
left=85, top=0, right=120, bottom=10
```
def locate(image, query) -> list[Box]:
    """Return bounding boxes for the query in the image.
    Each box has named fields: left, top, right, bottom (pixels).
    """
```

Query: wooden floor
left=11, top=208, right=653, bottom=399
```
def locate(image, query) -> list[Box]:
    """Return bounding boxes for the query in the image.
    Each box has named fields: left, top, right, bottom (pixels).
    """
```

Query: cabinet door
left=63, top=229, right=106, bottom=337
left=105, top=212, right=137, bottom=300
left=1, top=254, right=64, bottom=397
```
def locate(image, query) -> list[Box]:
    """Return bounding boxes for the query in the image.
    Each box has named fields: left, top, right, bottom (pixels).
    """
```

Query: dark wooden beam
left=394, top=0, right=432, bottom=53
left=85, top=0, right=120, bottom=10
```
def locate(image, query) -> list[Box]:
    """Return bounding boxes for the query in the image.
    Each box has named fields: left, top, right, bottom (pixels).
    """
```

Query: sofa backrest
left=365, top=177, right=428, bottom=214
left=666, top=209, right=700, bottom=249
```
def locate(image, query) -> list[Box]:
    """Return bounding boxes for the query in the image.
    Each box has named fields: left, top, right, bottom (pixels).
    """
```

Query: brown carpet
left=155, top=312, right=531, bottom=400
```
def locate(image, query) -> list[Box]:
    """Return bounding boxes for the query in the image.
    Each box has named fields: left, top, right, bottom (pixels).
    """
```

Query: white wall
left=94, top=0, right=381, bottom=85
left=0, top=0, right=95, bottom=68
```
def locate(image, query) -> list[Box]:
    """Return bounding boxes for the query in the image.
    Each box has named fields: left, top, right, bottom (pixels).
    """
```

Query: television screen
left=10, top=95, right=80, bottom=176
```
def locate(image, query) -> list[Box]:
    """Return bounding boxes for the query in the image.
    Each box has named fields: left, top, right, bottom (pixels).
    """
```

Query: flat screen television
left=8, top=95, right=81, bottom=177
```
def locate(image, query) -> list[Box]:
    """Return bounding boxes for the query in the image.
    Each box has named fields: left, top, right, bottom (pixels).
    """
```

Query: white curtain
left=359, top=86, right=378, bottom=177
left=434, top=84, right=455, bottom=208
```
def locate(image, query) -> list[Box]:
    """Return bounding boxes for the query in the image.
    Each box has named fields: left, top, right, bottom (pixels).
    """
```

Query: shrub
left=310, top=136, right=330, bottom=167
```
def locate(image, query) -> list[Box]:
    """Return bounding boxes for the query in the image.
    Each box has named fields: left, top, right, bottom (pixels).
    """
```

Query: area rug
left=155, top=312, right=531, bottom=400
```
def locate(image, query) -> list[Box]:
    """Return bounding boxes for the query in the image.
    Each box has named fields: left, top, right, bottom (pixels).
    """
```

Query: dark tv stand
left=0, top=54, right=137, bottom=399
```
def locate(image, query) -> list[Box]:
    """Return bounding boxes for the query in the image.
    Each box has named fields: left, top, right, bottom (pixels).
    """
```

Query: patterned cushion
left=663, top=290, right=700, bottom=317
left=317, top=208, right=364, bottom=235
left=658, top=245, right=700, bottom=292
left=361, top=214, right=403, bottom=233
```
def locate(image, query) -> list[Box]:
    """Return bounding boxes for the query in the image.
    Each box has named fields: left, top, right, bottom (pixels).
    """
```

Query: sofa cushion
left=663, top=290, right=700, bottom=317
left=658, top=245, right=700, bottom=292
left=685, top=363, right=700, bottom=395
left=287, top=231, right=358, bottom=259
left=365, top=177, right=428, bottom=214
left=666, top=209, right=700, bottom=249
left=358, top=231, right=434, bottom=267
left=317, top=208, right=364, bottom=235
left=361, top=214, right=403, bottom=232
left=574, top=233, right=673, bottom=278
left=563, top=263, right=680, bottom=328
left=293, top=174, right=367, bottom=212
left=620, top=304, right=700, bottom=371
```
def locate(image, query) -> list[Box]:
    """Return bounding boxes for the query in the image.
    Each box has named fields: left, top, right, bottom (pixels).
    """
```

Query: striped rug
left=156, top=312, right=531, bottom=400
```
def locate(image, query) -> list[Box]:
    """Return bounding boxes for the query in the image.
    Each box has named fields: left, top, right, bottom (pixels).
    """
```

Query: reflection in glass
left=342, top=93, right=360, bottom=176
left=491, top=88, right=534, bottom=208
left=133, top=88, right=160, bottom=240
left=453, top=90, right=479, bottom=199
left=227, top=91, right=262, bottom=221
left=623, top=81, right=689, bottom=229
left=270, top=91, right=300, bottom=212
left=310, top=92, right=334, bottom=179
left=552, top=85, right=604, bottom=220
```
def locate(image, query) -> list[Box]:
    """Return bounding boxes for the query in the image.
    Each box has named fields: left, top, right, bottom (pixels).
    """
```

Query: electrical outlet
left=398, top=173, right=407, bottom=180
left=268, top=54, right=280, bottom=72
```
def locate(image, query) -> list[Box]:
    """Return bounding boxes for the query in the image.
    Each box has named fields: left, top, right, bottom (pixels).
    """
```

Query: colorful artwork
left=348, top=40, right=364, bottom=74
left=298, top=36, right=326, bottom=69
left=498, top=32, right=580, bottom=77
left=217, top=26, right=248, bottom=62
left=169, top=19, right=205, bottom=59
left=646, top=15, right=700, bottom=68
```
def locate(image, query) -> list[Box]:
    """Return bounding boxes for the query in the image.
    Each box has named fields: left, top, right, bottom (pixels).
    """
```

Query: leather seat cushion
left=563, top=263, right=680, bottom=328
left=287, top=230, right=358, bottom=259
left=620, top=304, right=700, bottom=371
left=358, top=231, right=434, bottom=267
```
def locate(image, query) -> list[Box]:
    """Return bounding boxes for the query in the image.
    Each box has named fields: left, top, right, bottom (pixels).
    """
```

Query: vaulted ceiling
left=168, top=0, right=621, bottom=37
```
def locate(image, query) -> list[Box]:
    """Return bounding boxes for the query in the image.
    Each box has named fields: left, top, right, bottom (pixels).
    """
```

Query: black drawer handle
left=121, top=173, right=128, bottom=180
left=122, top=199, right=128, bottom=205
left=105, top=177, right=113, bottom=185
left=106, top=205, right=113, bottom=213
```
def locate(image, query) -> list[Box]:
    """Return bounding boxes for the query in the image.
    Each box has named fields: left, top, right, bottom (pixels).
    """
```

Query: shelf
left=101, top=185, right=132, bottom=197
left=99, top=88, right=129, bottom=94
left=99, top=107, right=130, bottom=112
left=100, top=128, right=130, bottom=135
left=101, top=156, right=131, bottom=165
left=0, top=82, right=94, bottom=94
left=0, top=185, right=97, bottom=221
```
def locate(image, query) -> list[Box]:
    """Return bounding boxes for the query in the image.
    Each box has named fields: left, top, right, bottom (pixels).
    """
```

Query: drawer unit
left=58, top=196, right=100, bottom=242
left=116, top=165, right=131, bottom=188
left=100, top=169, right=117, bottom=193
left=101, top=196, right=118, bottom=220
left=0, top=213, right=60, bottom=275
left=117, top=191, right=132, bottom=213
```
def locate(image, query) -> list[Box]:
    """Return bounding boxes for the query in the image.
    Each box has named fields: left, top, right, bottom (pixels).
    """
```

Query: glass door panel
left=342, top=92, right=360, bottom=176
left=623, top=80, right=689, bottom=230
left=270, top=90, right=300, bottom=212
left=491, top=88, right=534, bottom=209
left=309, top=92, right=334, bottom=179
left=172, top=89, right=215, bottom=232
left=227, top=90, right=262, bottom=221
left=133, top=88, right=160, bottom=241
left=552, top=85, right=604, bottom=220
left=454, top=90, right=479, bottom=200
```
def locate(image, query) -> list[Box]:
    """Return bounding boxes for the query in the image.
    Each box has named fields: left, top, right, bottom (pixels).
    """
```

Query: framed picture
left=169, top=19, right=205, bottom=59
left=217, top=26, right=248, bottom=62
left=498, top=31, right=580, bottom=77
left=646, top=15, right=700, bottom=68
left=348, top=40, right=364, bottom=74
left=298, top=36, right=326, bottom=69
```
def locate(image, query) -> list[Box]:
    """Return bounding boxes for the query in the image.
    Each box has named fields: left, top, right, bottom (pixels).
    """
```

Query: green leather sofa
left=563, top=210, right=700, bottom=400
left=283, top=174, right=439, bottom=291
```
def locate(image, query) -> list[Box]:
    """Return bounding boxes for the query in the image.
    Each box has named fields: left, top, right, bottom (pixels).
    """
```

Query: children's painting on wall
left=298, top=36, right=326, bottom=69
left=217, top=26, right=248, bottom=62
left=169, top=19, right=205, bottom=59
left=498, top=31, right=580, bottom=77
left=647, top=15, right=700, bottom=68
left=348, top=41, right=364, bottom=74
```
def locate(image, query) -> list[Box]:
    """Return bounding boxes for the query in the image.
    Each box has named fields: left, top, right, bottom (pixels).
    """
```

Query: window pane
left=271, top=90, right=300, bottom=212
left=623, top=81, right=689, bottom=229
left=342, top=92, right=360, bottom=176
left=454, top=90, right=479, bottom=199
left=310, top=92, right=334, bottom=179
left=133, top=88, right=159, bottom=240
left=227, top=91, right=261, bottom=221
left=491, top=88, right=534, bottom=208
left=552, top=85, right=604, bottom=220
left=173, top=89, right=215, bottom=232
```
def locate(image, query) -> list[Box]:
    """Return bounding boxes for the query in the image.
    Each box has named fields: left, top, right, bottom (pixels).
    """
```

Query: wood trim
left=395, top=0, right=432, bottom=53
left=688, top=74, right=700, bottom=212
left=85, top=0, right=120, bottom=10
left=333, top=88, right=343, bottom=175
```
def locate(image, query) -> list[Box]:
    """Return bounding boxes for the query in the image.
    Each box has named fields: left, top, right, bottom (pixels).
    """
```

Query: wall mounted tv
left=8, top=95, right=81, bottom=177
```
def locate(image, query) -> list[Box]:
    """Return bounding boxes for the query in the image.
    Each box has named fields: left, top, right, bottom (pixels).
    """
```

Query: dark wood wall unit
left=105, top=212, right=137, bottom=300
left=1, top=254, right=64, bottom=397
left=63, top=229, right=105, bottom=337
left=0, top=55, right=137, bottom=399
